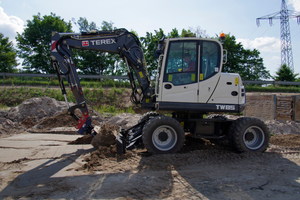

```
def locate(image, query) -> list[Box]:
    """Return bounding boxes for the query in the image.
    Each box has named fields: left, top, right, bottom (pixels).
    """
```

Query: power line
left=256, top=0, right=300, bottom=72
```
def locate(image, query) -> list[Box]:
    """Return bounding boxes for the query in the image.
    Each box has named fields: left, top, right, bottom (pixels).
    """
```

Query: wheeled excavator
left=51, top=29, right=270, bottom=154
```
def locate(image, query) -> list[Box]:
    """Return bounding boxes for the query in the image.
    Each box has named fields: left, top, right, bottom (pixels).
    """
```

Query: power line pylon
left=256, top=0, right=300, bottom=72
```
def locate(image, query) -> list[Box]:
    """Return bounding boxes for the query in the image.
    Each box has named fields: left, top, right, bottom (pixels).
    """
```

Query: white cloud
left=236, top=37, right=281, bottom=53
left=289, top=0, right=300, bottom=12
left=0, top=6, right=24, bottom=45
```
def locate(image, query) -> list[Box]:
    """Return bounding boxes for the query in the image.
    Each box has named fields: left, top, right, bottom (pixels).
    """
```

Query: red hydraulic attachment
left=75, top=111, right=89, bottom=129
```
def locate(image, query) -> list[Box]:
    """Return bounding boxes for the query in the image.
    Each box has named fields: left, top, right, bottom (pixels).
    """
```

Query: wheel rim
left=152, top=125, right=177, bottom=151
left=243, top=126, right=265, bottom=150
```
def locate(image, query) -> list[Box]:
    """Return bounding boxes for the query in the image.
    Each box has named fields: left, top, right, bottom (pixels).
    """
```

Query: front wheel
left=229, top=117, right=270, bottom=152
left=142, top=116, right=184, bottom=154
left=138, top=111, right=159, bottom=123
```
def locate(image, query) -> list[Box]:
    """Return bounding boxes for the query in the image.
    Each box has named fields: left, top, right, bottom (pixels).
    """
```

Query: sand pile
left=68, top=135, right=93, bottom=144
left=7, top=97, right=72, bottom=123
left=91, top=123, right=120, bottom=148
left=74, top=123, right=137, bottom=171
left=0, top=97, right=104, bottom=136
left=265, top=120, right=300, bottom=135
left=68, top=123, right=120, bottom=147
left=270, top=134, right=300, bottom=147
left=0, top=112, right=25, bottom=137
left=29, top=109, right=103, bottom=133
left=0, top=96, right=76, bottom=135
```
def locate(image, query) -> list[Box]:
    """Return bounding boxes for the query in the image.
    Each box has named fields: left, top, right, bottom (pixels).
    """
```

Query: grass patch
left=0, top=103, right=9, bottom=110
left=0, top=84, right=135, bottom=115
left=0, top=77, right=131, bottom=88
left=245, top=85, right=300, bottom=93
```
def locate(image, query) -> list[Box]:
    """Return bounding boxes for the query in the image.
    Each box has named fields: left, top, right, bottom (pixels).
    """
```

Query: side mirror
left=155, top=36, right=165, bottom=58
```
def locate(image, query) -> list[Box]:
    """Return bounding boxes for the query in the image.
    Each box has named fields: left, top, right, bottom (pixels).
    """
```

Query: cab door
left=198, top=41, right=222, bottom=103
left=161, top=41, right=198, bottom=103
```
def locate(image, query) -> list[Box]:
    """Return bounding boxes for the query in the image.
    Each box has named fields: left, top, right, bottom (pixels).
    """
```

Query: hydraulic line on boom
left=51, top=29, right=155, bottom=137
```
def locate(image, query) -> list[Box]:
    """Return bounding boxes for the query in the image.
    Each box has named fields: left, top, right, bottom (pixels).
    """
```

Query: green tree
left=222, top=34, right=270, bottom=80
left=180, top=28, right=196, bottom=37
left=16, top=13, right=72, bottom=73
left=274, top=64, right=298, bottom=81
left=140, top=28, right=165, bottom=77
left=0, top=33, right=18, bottom=72
left=168, top=28, right=180, bottom=38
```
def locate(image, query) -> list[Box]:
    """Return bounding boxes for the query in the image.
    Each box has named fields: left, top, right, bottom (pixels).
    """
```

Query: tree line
left=0, top=12, right=298, bottom=81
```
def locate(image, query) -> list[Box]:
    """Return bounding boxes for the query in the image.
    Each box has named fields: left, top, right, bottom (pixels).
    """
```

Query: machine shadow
left=1, top=140, right=300, bottom=199
left=177, top=152, right=300, bottom=199
left=0, top=147, right=176, bottom=199
left=162, top=139, right=300, bottom=200
left=0, top=148, right=94, bottom=199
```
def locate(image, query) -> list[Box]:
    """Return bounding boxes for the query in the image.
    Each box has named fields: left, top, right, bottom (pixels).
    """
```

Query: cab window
left=200, top=41, right=221, bottom=80
left=163, top=41, right=198, bottom=86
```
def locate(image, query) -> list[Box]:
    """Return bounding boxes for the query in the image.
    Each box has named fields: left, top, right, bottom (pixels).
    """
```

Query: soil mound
left=21, top=117, right=36, bottom=128
left=265, top=120, right=300, bottom=135
left=75, top=123, right=136, bottom=171
left=7, top=97, right=72, bottom=123
left=270, top=134, right=300, bottom=147
left=79, top=145, right=136, bottom=171
left=91, top=123, right=120, bottom=149
left=0, top=97, right=105, bottom=135
left=37, top=110, right=80, bottom=128
left=33, top=109, right=102, bottom=130
left=68, top=135, right=93, bottom=144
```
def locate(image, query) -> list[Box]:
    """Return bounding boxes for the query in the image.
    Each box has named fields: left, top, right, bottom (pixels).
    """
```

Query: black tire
left=138, top=111, right=159, bottom=123
left=229, top=117, right=270, bottom=152
left=142, top=116, right=184, bottom=154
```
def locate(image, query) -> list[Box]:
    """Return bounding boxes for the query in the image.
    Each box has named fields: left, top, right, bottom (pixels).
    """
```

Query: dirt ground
left=1, top=97, right=300, bottom=199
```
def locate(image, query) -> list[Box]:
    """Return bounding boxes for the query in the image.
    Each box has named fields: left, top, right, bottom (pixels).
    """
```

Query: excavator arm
left=50, top=29, right=154, bottom=135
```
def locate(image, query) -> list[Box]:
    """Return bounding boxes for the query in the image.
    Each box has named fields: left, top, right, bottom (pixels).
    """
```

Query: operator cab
left=155, top=38, right=245, bottom=113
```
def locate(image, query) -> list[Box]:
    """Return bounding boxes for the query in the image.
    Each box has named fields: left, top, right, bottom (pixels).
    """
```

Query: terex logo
left=82, top=39, right=116, bottom=47
left=90, top=39, right=116, bottom=45
left=82, top=41, right=89, bottom=47
left=216, top=105, right=235, bottom=110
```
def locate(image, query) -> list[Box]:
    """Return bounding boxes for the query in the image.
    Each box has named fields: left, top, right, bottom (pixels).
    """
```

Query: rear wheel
left=229, top=117, right=270, bottom=152
left=142, top=116, right=184, bottom=154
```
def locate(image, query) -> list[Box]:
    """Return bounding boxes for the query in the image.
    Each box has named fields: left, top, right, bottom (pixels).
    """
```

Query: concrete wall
left=243, top=94, right=276, bottom=120
left=293, top=96, right=300, bottom=121
left=243, top=94, right=300, bottom=121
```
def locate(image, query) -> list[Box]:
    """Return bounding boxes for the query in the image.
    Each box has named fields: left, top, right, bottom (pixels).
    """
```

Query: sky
left=0, top=0, right=300, bottom=78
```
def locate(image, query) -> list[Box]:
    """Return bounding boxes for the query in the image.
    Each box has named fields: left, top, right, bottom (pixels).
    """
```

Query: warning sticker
left=191, top=74, right=195, bottom=81
left=139, top=71, right=144, bottom=78
left=235, top=77, right=239, bottom=85
left=200, top=73, right=203, bottom=80
left=51, top=41, right=58, bottom=52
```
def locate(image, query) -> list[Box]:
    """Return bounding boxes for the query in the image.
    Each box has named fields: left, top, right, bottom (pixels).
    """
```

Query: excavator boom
left=51, top=29, right=154, bottom=135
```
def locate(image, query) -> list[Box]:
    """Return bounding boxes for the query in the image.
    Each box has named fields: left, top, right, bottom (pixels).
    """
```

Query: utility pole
left=256, top=0, right=300, bottom=72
